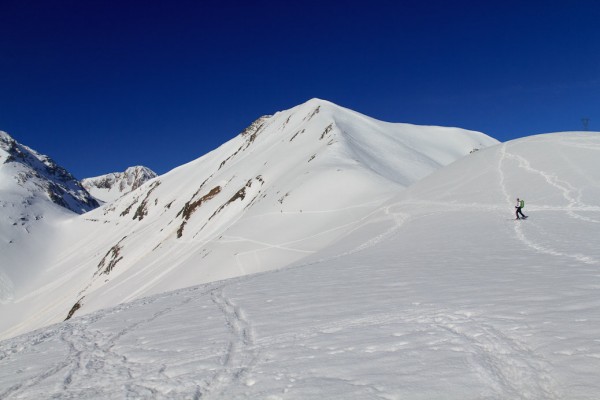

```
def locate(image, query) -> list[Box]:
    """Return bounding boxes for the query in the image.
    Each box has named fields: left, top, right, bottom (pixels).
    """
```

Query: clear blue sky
left=1, top=1, right=599, bottom=179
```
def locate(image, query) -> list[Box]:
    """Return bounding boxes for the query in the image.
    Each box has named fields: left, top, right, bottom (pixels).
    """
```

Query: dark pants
left=516, top=207, right=526, bottom=219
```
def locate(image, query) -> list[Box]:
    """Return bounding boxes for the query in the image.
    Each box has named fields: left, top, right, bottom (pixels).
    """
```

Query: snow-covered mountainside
left=0, top=131, right=99, bottom=310
left=1, top=132, right=599, bottom=399
left=0, top=98, right=497, bottom=340
left=81, top=166, right=157, bottom=203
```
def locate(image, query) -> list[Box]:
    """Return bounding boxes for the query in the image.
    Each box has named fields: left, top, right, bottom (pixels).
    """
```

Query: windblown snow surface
left=1, top=131, right=599, bottom=399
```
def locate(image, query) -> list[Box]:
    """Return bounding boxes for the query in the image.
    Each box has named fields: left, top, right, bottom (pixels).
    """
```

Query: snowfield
left=1, top=131, right=600, bottom=399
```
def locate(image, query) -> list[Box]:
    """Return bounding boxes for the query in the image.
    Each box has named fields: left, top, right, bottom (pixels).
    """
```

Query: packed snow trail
left=202, top=288, right=259, bottom=398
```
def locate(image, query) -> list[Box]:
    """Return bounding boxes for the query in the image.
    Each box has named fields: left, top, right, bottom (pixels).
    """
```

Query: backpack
left=520, top=199, right=525, bottom=208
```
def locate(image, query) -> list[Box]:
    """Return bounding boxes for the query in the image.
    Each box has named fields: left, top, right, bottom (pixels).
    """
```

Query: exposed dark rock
left=320, top=123, right=334, bottom=140
left=120, top=199, right=138, bottom=217
left=305, top=105, right=320, bottom=121
left=176, top=186, right=222, bottom=238
left=65, top=297, right=84, bottom=321
left=207, top=176, right=265, bottom=223
left=219, top=116, right=271, bottom=170
left=132, top=181, right=161, bottom=221
left=290, top=129, right=305, bottom=142
left=98, top=237, right=127, bottom=275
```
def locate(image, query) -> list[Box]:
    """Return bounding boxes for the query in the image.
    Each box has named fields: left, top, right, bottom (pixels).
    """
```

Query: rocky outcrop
left=0, top=131, right=99, bottom=213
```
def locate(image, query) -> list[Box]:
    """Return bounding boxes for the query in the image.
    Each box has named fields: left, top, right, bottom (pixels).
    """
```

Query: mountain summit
left=0, top=99, right=498, bottom=339
left=82, top=166, right=158, bottom=203
left=0, top=131, right=98, bottom=214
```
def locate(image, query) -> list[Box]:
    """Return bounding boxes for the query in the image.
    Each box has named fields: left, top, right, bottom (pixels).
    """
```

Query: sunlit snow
left=0, top=99, right=495, bottom=340
left=2, top=103, right=599, bottom=398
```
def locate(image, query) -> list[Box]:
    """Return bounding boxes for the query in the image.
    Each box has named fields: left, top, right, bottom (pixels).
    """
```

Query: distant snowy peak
left=82, top=166, right=158, bottom=203
left=0, top=131, right=99, bottom=214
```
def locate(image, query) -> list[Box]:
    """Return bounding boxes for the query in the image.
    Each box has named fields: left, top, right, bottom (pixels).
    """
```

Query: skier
left=515, top=197, right=527, bottom=220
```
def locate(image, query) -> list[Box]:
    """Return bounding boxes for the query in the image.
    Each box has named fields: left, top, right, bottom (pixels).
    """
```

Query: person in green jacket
left=515, top=197, right=527, bottom=219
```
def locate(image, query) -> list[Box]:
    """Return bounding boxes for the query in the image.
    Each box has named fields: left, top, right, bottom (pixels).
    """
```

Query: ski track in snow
left=199, top=288, right=259, bottom=399
left=349, top=205, right=410, bottom=253
left=0, top=282, right=265, bottom=400
left=0, top=285, right=226, bottom=399
left=253, top=308, right=559, bottom=400
left=499, top=144, right=599, bottom=265
left=290, top=206, right=411, bottom=270
left=503, top=147, right=600, bottom=224
left=220, top=197, right=402, bottom=275
left=4, top=230, right=566, bottom=400
left=274, top=139, right=599, bottom=278
left=423, top=312, right=558, bottom=400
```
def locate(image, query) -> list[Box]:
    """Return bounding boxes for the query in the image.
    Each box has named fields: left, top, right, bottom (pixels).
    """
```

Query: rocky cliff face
left=0, top=131, right=99, bottom=214
left=81, top=166, right=158, bottom=203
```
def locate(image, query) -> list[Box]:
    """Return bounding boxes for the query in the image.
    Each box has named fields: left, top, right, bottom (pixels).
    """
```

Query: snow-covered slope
left=81, top=166, right=157, bottom=203
left=0, top=98, right=497, bottom=340
left=1, top=132, right=599, bottom=399
left=0, top=131, right=98, bottom=309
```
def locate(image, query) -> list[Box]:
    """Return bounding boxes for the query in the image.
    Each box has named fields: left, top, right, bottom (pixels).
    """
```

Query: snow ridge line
left=200, top=289, right=258, bottom=398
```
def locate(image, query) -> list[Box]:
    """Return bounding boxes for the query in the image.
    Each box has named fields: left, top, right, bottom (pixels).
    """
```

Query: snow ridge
left=81, top=166, right=158, bottom=203
left=0, top=131, right=98, bottom=213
